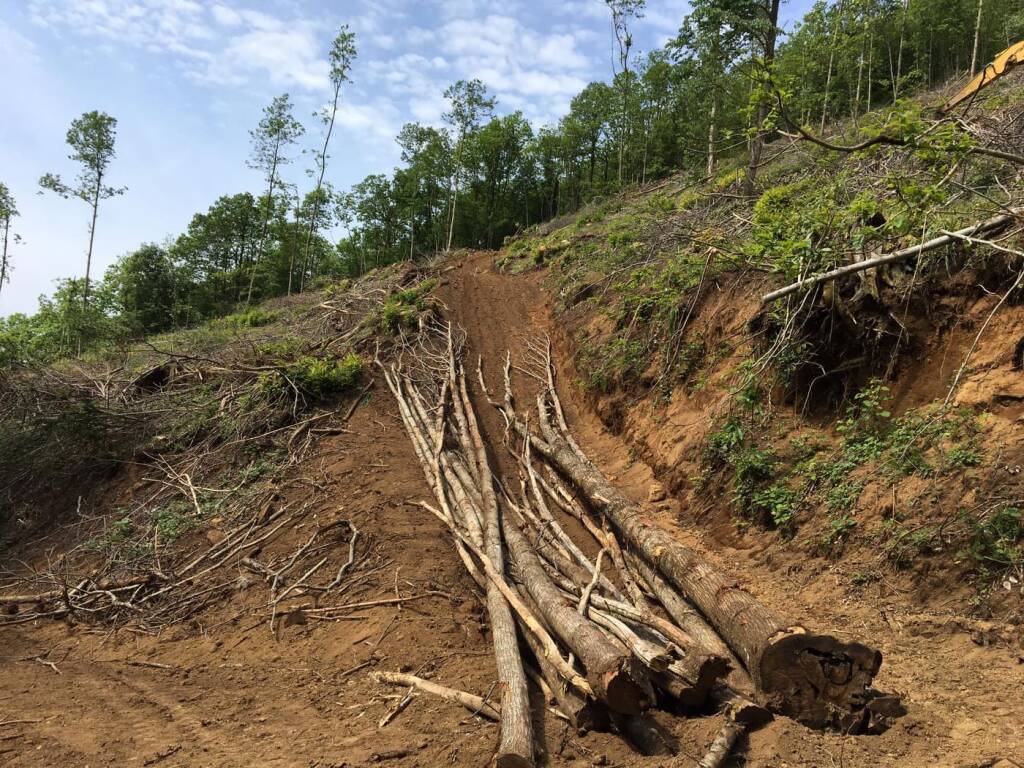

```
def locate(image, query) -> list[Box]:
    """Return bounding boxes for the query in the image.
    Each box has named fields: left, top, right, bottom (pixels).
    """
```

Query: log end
left=656, top=653, right=732, bottom=711
left=756, top=628, right=884, bottom=733
left=494, top=753, right=534, bottom=768
left=593, top=658, right=654, bottom=716
left=683, top=654, right=732, bottom=710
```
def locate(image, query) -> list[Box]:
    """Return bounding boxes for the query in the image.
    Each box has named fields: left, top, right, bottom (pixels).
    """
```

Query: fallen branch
left=761, top=208, right=1022, bottom=303
left=372, top=671, right=501, bottom=721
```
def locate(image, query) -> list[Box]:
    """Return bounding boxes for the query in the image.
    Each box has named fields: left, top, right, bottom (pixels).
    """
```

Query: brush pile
left=379, top=319, right=893, bottom=766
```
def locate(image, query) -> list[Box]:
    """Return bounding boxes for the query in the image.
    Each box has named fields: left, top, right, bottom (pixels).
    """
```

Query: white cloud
left=27, top=0, right=330, bottom=90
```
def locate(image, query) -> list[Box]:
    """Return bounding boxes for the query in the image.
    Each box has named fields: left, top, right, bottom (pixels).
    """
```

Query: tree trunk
left=0, top=215, right=9, bottom=299
left=84, top=175, right=101, bottom=308
left=246, top=142, right=281, bottom=306
left=971, top=0, right=985, bottom=75
left=298, top=82, right=341, bottom=295
left=523, top=407, right=881, bottom=732
left=820, top=0, right=845, bottom=133
left=458, top=373, right=534, bottom=768
left=894, top=0, right=909, bottom=102
left=707, top=92, right=719, bottom=176
left=743, top=0, right=781, bottom=196
left=502, top=513, right=653, bottom=715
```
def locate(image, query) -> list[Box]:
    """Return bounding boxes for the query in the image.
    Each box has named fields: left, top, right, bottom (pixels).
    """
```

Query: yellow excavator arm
left=942, top=39, right=1024, bottom=112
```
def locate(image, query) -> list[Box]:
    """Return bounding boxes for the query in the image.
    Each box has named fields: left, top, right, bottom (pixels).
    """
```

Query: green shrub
left=379, top=278, right=437, bottom=331
left=751, top=483, right=799, bottom=529
left=224, top=308, right=278, bottom=329
left=962, top=505, right=1023, bottom=572
left=821, top=513, right=857, bottom=551
left=286, top=353, right=362, bottom=398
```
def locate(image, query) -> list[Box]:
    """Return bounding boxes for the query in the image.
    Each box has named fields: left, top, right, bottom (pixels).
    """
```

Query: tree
left=443, top=79, right=495, bottom=251
left=246, top=94, right=304, bottom=305
left=673, top=0, right=757, bottom=175
left=743, top=0, right=783, bottom=195
left=0, top=183, right=19, bottom=299
left=298, top=26, right=356, bottom=294
left=104, top=244, right=179, bottom=336
left=605, top=0, right=647, bottom=184
left=39, top=110, right=126, bottom=307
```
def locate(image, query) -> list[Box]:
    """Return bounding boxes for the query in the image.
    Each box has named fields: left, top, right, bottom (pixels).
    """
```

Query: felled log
left=502, top=512, right=653, bottom=715
left=457, top=367, right=534, bottom=768
left=515, top=600, right=609, bottom=734
left=524, top=398, right=882, bottom=732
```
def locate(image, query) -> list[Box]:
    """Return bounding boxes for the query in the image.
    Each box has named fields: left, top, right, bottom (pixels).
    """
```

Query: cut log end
left=665, top=654, right=732, bottom=711
left=494, top=754, right=533, bottom=768
left=757, top=629, right=883, bottom=733
left=594, top=659, right=654, bottom=716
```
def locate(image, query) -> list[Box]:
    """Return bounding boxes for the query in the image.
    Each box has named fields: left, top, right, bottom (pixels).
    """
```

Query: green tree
left=39, top=110, right=126, bottom=307
left=442, top=79, right=495, bottom=251
left=606, top=0, right=647, bottom=184
left=245, top=94, right=304, bottom=305
left=0, top=183, right=19, bottom=299
left=743, top=0, right=783, bottom=195
left=298, top=26, right=356, bottom=294
left=104, top=244, right=179, bottom=336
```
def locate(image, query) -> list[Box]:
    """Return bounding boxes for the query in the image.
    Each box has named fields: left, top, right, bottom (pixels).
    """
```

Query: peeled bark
left=502, top=513, right=653, bottom=715
left=526, top=406, right=882, bottom=732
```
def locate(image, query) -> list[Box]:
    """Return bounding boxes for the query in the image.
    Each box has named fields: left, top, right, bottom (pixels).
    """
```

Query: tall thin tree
left=297, top=26, right=356, bottom=295
left=246, top=94, right=304, bottom=305
left=39, top=111, right=126, bottom=307
left=605, top=0, right=646, bottom=185
left=0, top=183, right=19, bottom=299
left=743, top=0, right=782, bottom=195
left=971, top=0, right=985, bottom=75
left=443, top=79, right=494, bottom=252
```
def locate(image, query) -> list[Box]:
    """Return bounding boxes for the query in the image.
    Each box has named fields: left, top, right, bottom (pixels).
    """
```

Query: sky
left=0, top=0, right=815, bottom=317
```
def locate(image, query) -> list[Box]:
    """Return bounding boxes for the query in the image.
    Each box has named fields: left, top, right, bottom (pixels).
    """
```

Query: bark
left=743, top=0, right=781, bottom=195
left=458, top=370, right=534, bottom=768
left=523, top=403, right=882, bottom=732
left=971, top=0, right=985, bottom=75
left=627, top=552, right=749, bottom=691
left=516, top=602, right=609, bottom=734
left=372, top=671, right=502, bottom=721
left=697, top=717, right=746, bottom=768
left=502, top=514, right=653, bottom=715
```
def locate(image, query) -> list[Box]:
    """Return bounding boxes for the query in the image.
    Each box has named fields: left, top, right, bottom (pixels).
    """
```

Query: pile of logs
left=378, top=321, right=886, bottom=767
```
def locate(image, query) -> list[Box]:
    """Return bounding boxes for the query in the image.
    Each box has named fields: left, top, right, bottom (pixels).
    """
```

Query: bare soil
left=2, top=252, right=1023, bottom=767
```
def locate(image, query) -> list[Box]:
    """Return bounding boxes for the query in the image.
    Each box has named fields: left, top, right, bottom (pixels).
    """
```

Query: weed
left=750, top=483, right=799, bottom=529
left=224, top=308, right=278, bottom=329
left=882, top=521, right=941, bottom=566
left=379, top=278, right=437, bottom=331
left=153, top=501, right=198, bottom=542
left=286, top=353, right=362, bottom=398
left=961, top=505, right=1023, bottom=573
left=821, top=513, right=857, bottom=551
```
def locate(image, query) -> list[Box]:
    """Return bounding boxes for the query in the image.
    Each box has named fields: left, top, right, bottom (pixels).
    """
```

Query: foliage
left=378, top=278, right=437, bottom=331
left=961, top=505, right=1023, bottom=573
left=224, top=308, right=278, bottom=329
left=284, top=353, right=363, bottom=398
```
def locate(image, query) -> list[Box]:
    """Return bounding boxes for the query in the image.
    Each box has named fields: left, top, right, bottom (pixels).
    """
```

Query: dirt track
left=2, top=252, right=1023, bottom=767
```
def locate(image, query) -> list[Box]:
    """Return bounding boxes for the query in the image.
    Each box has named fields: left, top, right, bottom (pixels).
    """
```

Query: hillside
left=3, top=80, right=1024, bottom=767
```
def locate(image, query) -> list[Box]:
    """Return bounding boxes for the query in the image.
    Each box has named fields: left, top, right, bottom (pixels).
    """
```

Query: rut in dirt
left=377, top=251, right=898, bottom=766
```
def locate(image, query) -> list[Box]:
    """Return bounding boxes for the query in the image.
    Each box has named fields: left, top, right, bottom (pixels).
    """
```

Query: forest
left=0, top=0, right=1021, bottom=363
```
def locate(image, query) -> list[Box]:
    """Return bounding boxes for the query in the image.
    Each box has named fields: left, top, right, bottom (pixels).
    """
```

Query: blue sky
left=0, top=0, right=814, bottom=316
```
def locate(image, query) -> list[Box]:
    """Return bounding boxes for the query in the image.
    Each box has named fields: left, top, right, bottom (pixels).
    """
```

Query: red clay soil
left=1, top=251, right=1022, bottom=767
